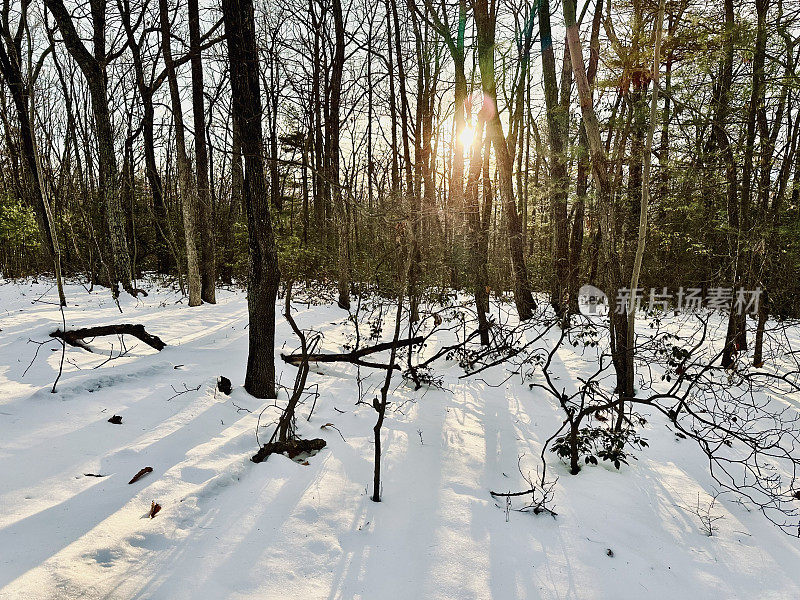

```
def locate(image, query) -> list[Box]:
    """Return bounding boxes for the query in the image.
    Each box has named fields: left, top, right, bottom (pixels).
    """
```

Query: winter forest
left=1, top=0, right=800, bottom=597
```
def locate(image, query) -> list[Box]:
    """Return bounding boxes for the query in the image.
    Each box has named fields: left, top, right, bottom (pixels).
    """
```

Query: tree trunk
left=160, top=0, right=202, bottom=307
left=625, top=0, right=665, bottom=411
left=465, top=118, right=491, bottom=345
left=450, top=0, right=467, bottom=220
left=473, top=0, right=535, bottom=321
left=188, top=0, right=217, bottom=303
left=222, top=0, right=281, bottom=398
left=44, top=0, right=134, bottom=297
left=372, top=252, right=408, bottom=502
left=568, top=0, right=601, bottom=315
left=0, top=23, right=66, bottom=305
left=722, top=0, right=762, bottom=367
left=538, top=0, right=570, bottom=317
left=118, top=0, right=178, bottom=275
left=563, top=0, right=633, bottom=399
left=329, top=0, right=350, bottom=310
left=390, top=0, right=421, bottom=321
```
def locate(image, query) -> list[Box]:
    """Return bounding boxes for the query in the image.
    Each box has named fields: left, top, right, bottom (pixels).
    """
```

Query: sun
left=459, top=125, right=475, bottom=149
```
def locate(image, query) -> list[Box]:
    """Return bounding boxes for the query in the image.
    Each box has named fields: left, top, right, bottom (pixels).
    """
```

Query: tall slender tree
left=159, top=0, right=202, bottom=306
left=222, top=0, right=281, bottom=398
left=538, top=0, right=570, bottom=317
left=0, top=0, right=66, bottom=305
left=44, top=0, right=135, bottom=296
left=472, top=0, right=536, bottom=321
left=188, top=0, right=217, bottom=303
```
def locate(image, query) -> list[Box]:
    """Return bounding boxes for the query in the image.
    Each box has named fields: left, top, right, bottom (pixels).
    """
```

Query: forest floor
left=1, top=277, right=799, bottom=599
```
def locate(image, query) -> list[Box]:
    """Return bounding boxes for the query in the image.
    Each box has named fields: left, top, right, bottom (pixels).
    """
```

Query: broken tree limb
left=252, top=438, right=327, bottom=463
left=281, top=336, right=424, bottom=370
left=50, top=324, right=166, bottom=352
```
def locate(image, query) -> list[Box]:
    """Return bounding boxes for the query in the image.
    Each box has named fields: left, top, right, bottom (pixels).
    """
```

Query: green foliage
left=0, top=194, right=41, bottom=277
left=0, top=196, right=39, bottom=249
left=552, top=425, right=648, bottom=471
left=226, top=220, right=250, bottom=283
left=276, top=232, right=327, bottom=281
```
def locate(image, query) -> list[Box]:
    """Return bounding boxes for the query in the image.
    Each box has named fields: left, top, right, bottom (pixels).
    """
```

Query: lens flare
left=460, top=125, right=475, bottom=149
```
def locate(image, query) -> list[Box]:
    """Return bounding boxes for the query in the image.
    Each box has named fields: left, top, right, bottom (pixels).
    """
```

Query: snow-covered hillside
left=1, top=279, right=799, bottom=599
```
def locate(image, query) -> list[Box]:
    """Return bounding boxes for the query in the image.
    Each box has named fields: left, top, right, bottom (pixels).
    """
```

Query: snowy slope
left=1, top=278, right=799, bottom=600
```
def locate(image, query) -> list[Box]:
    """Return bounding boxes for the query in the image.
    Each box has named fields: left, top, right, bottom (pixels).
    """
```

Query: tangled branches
left=527, top=312, right=800, bottom=535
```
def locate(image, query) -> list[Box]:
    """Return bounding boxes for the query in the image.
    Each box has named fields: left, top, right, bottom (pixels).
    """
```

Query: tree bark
left=563, top=0, right=633, bottom=398
left=118, top=0, right=179, bottom=276
left=625, top=0, right=665, bottom=403
left=159, top=0, right=202, bottom=307
left=0, top=7, right=66, bottom=305
left=188, top=0, right=217, bottom=303
left=51, top=324, right=166, bottom=351
left=465, top=118, right=491, bottom=345
left=567, top=0, right=602, bottom=315
left=329, top=0, right=350, bottom=310
left=473, top=0, right=535, bottom=321
left=45, top=0, right=135, bottom=297
left=538, top=0, right=569, bottom=317
left=722, top=0, right=761, bottom=367
left=222, top=0, right=281, bottom=398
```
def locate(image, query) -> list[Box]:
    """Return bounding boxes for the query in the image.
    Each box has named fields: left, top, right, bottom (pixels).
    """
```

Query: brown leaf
left=149, top=501, right=161, bottom=518
left=128, top=467, right=153, bottom=484
left=320, top=423, right=335, bottom=429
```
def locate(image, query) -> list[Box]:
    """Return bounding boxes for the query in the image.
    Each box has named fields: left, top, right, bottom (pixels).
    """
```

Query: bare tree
left=159, top=0, right=202, bottom=306
left=44, top=0, right=136, bottom=296
left=472, top=0, right=536, bottom=321
left=188, top=0, right=217, bottom=303
left=0, top=0, right=66, bottom=305
left=222, top=0, right=281, bottom=398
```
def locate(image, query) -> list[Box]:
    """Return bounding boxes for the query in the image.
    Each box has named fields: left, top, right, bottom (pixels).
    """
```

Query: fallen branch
left=489, top=458, right=559, bottom=517
left=166, top=383, right=201, bottom=401
left=50, top=324, right=166, bottom=352
left=252, top=438, right=326, bottom=463
left=281, top=336, right=423, bottom=370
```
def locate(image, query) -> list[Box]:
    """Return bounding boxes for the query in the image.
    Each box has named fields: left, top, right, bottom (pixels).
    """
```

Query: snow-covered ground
left=1, top=278, right=799, bottom=600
